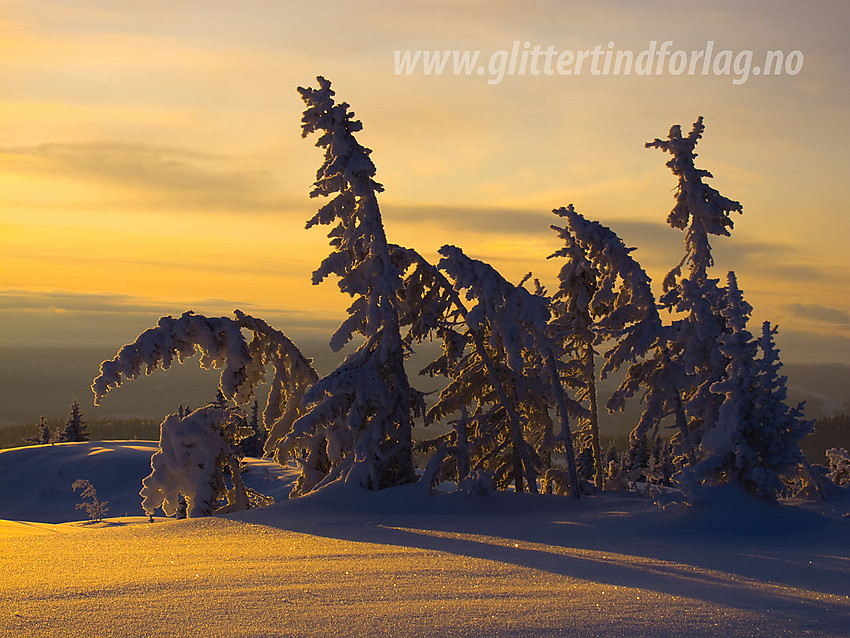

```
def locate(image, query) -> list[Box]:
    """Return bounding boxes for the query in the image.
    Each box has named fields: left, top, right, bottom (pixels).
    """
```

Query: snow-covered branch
left=91, top=310, right=318, bottom=466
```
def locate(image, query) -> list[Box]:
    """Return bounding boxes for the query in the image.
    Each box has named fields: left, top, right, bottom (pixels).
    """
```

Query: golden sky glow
left=1, top=0, right=848, bottom=363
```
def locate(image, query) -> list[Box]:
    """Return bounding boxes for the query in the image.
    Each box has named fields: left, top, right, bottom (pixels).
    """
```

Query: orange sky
left=1, top=0, right=848, bottom=364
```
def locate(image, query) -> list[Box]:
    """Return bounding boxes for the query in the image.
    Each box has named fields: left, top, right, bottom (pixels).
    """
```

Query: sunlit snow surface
left=1, top=443, right=849, bottom=637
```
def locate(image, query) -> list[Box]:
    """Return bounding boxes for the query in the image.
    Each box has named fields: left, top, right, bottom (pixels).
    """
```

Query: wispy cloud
left=0, top=288, right=342, bottom=347
left=0, top=289, right=163, bottom=315
left=386, top=204, right=555, bottom=237
left=0, top=142, right=296, bottom=213
left=785, top=303, right=850, bottom=327
left=0, top=288, right=334, bottom=323
left=386, top=204, right=832, bottom=285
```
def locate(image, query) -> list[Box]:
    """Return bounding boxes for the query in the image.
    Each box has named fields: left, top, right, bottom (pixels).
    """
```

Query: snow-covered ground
left=2, top=442, right=849, bottom=637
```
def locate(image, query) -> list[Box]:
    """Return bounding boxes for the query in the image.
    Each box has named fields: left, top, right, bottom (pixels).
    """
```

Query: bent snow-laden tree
left=288, top=76, right=424, bottom=491
left=548, top=205, right=662, bottom=489
left=140, top=405, right=273, bottom=518
left=390, top=244, right=553, bottom=494
left=641, top=117, right=743, bottom=465
left=416, top=245, right=581, bottom=495
left=92, top=310, right=318, bottom=510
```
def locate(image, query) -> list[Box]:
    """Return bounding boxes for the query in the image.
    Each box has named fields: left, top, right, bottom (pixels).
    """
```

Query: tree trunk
left=674, top=392, right=696, bottom=466
left=583, top=347, right=603, bottom=490
left=546, top=354, right=580, bottom=498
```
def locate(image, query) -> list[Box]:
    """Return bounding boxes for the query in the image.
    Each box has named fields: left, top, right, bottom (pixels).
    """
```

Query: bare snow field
left=2, top=443, right=850, bottom=637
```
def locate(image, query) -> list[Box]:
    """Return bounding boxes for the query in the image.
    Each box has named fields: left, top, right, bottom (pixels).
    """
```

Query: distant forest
left=799, top=414, right=850, bottom=464
left=3, top=414, right=848, bottom=467
left=0, top=418, right=160, bottom=450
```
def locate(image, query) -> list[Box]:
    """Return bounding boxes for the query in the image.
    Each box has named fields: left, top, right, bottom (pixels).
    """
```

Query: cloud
left=770, top=327, right=850, bottom=365
left=0, top=289, right=342, bottom=347
left=0, top=289, right=339, bottom=328
left=600, top=220, right=831, bottom=284
left=785, top=303, right=850, bottom=327
left=385, top=204, right=555, bottom=237
left=0, top=289, right=164, bottom=315
left=0, top=142, right=296, bottom=214
left=385, top=205, right=831, bottom=284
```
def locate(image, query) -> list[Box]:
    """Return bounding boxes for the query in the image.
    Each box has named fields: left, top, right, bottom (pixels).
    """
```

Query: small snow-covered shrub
left=826, top=448, right=850, bottom=485
left=140, top=405, right=271, bottom=518
left=72, top=479, right=108, bottom=522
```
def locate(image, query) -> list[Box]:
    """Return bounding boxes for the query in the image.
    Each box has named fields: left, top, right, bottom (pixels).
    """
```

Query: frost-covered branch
left=91, top=310, right=318, bottom=468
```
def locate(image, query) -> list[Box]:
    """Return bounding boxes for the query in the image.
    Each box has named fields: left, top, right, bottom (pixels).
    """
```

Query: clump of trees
left=91, top=77, right=815, bottom=516
left=24, top=416, right=53, bottom=446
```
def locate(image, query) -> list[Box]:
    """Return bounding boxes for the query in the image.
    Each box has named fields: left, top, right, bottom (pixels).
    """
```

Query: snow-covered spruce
left=293, top=76, right=423, bottom=492
left=692, top=273, right=813, bottom=499
left=644, top=117, right=743, bottom=465
left=140, top=405, right=272, bottom=518
left=548, top=204, right=663, bottom=489
left=749, top=320, right=814, bottom=491
left=424, top=244, right=582, bottom=496
left=392, top=245, right=524, bottom=493
left=25, top=415, right=52, bottom=445
left=58, top=399, right=89, bottom=443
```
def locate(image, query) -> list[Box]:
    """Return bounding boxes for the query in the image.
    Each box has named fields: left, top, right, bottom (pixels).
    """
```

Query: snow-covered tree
left=287, top=76, right=424, bottom=491
left=826, top=448, right=850, bottom=486
left=548, top=205, right=662, bottom=489
left=693, top=274, right=814, bottom=498
left=547, top=212, right=600, bottom=488
left=748, top=319, right=814, bottom=493
left=643, top=117, right=743, bottom=462
left=420, top=244, right=581, bottom=495
left=25, top=415, right=52, bottom=445
left=140, top=405, right=271, bottom=518
left=72, top=479, right=108, bottom=522
left=691, top=272, right=758, bottom=488
left=238, top=399, right=266, bottom=458
left=649, top=435, right=676, bottom=487
left=392, top=244, right=542, bottom=493
left=58, top=399, right=89, bottom=443
left=92, top=310, right=319, bottom=494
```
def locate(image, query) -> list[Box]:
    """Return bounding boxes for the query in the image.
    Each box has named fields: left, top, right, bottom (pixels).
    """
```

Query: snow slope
left=1, top=443, right=849, bottom=637
left=0, top=441, right=296, bottom=523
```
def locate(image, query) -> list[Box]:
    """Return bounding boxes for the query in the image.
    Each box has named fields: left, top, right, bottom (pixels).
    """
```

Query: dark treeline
left=1, top=418, right=160, bottom=450
left=801, top=414, right=850, bottom=464
left=5, top=414, right=848, bottom=471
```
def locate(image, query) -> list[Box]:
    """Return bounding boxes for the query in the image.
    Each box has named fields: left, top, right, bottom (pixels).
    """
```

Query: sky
left=1, top=0, right=849, bottom=367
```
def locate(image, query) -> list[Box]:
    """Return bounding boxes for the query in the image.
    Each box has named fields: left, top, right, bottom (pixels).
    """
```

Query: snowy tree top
left=549, top=205, right=662, bottom=374
left=298, top=76, right=403, bottom=351
left=647, top=117, right=743, bottom=279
